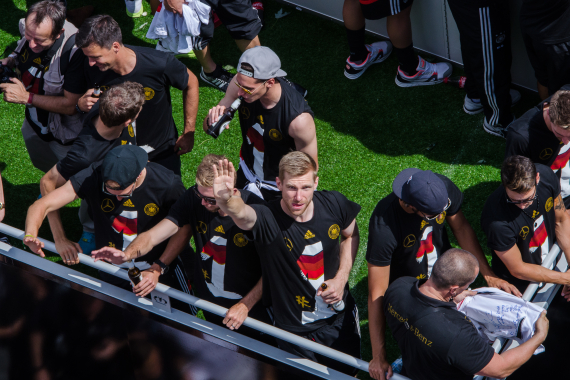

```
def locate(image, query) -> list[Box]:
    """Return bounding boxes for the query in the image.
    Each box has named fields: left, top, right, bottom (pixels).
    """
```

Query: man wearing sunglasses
left=89, top=154, right=272, bottom=340
left=482, top=155, right=570, bottom=296
left=505, top=86, right=570, bottom=210
left=24, top=145, right=195, bottom=310
left=204, top=46, right=318, bottom=202
left=365, top=168, right=517, bottom=380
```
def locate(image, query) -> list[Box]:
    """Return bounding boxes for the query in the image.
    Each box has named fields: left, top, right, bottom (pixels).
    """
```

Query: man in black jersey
left=64, top=15, right=199, bottom=173
left=482, top=155, right=570, bottom=295
left=505, top=87, right=570, bottom=209
left=385, top=248, right=548, bottom=380
left=24, top=145, right=194, bottom=305
left=211, top=152, right=361, bottom=375
left=366, top=167, right=518, bottom=380
left=205, top=47, right=317, bottom=202
left=90, top=154, right=272, bottom=339
left=40, top=82, right=144, bottom=260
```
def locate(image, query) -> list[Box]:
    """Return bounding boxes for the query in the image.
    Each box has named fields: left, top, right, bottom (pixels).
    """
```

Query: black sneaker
left=200, top=67, right=235, bottom=92
left=282, top=78, right=308, bottom=97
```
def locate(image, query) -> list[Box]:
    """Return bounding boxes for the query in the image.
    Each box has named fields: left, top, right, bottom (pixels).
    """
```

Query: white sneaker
left=395, top=55, right=453, bottom=87
left=344, top=41, right=392, bottom=80
left=463, top=89, right=521, bottom=115
left=125, top=0, right=143, bottom=18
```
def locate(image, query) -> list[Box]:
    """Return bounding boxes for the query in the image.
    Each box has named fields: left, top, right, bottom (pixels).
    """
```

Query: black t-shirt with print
left=505, top=86, right=570, bottom=208
left=520, top=0, right=570, bottom=44
left=70, top=162, right=185, bottom=266
left=237, top=78, right=314, bottom=183
left=384, top=277, right=494, bottom=380
left=166, top=188, right=269, bottom=320
left=481, top=164, right=560, bottom=291
left=15, top=43, right=52, bottom=142
left=56, top=103, right=137, bottom=180
left=366, top=174, right=464, bottom=283
left=249, top=190, right=361, bottom=334
left=64, top=45, right=189, bottom=158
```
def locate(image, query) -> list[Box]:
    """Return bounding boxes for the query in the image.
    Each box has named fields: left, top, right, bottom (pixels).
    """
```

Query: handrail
left=473, top=243, right=566, bottom=380
left=0, top=223, right=411, bottom=378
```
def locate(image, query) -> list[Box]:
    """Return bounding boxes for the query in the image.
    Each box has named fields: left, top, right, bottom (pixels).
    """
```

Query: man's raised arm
left=212, top=159, right=258, bottom=231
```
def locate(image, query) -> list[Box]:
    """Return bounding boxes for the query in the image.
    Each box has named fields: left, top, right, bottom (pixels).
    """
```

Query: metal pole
left=1, top=223, right=406, bottom=376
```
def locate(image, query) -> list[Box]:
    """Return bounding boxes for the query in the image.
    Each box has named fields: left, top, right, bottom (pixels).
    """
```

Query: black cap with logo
left=392, top=168, right=448, bottom=215
left=101, top=145, right=148, bottom=190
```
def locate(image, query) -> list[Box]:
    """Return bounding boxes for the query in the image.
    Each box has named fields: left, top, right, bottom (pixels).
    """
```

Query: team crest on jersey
left=215, top=225, right=225, bottom=234
left=128, top=124, right=135, bottom=137
left=328, top=224, right=340, bottom=239
left=420, top=220, right=428, bottom=230
left=540, top=148, right=553, bottom=161
left=240, top=107, right=250, bottom=119
left=519, top=226, right=529, bottom=240
left=123, top=199, right=135, bottom=207
left=144, top=87, right=155, bottom=100
left=101, top=198, right=115, bottom=212
left=403, top=234, right=416, bottom=248
left=545, top=197, right=553, bottom=212
left=233, top=233, right=247, bottom=247
left=197, top=221, right=207, bottom=234
left=435, top=211, right=446, bottom=224
left=269, top=129, right=282, bottom=141
left=304, top=230, right=315, bottom=239
left=284, top=237, right=293, bottom=251
left=144, top=203, right=159, bottom=216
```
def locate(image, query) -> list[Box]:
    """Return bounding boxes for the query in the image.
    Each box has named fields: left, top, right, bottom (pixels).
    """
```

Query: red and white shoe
left=344, top=41, right=392, bottom=80
left=395, top=55, right=452, bottom=87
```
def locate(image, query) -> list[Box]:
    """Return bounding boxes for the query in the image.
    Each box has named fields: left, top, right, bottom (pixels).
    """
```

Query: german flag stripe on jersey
left=112, top=210, right=138, bottom=236
left=551, top=145, right=570, bottom=171
left=416, top=227, right=435, bottom=263
left=246, top=123, right=265, bottom=152
left=202, top=236, right=227, bottom=265
left=529, top=219, right=548, bottom=250
left=297, top=242, right=324, bottom=282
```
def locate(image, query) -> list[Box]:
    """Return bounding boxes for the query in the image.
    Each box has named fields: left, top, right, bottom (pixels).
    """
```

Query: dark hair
left=26, top=0, right=66, bottom=39
left=549, top=90, right=570, bottom=129
left=431, top=249, right=478, bottom=290
left=501, top=155, right=537, bottom=194
left=99, top=82, right=145, bottom=127
left=76, top=15, right=122, bottom=49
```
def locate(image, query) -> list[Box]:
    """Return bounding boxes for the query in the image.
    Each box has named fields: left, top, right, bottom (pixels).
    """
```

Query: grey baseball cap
left=237, top=46, right=287, bottom=80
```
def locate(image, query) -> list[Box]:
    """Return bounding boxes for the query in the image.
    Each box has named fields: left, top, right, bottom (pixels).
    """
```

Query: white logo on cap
left=407, top=175, right=413, bottom=184
left=238, top=67, right=254, bottom=77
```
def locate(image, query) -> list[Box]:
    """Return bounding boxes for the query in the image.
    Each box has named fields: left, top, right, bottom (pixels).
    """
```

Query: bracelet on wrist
left=26, top=93, right=34, bottom=107
left=24, top=234, right=35, bottom=238
left=75, top=104, right=86, bottom=114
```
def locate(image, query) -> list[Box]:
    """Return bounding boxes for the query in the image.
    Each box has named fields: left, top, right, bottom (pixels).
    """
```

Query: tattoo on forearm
left=555, top=195, right=566, bottom=211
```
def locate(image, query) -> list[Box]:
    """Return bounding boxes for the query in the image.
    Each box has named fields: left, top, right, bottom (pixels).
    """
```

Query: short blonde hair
left=550, top=90, right=570, bottom=129
left=196, top=154, right=229, bottom=187
left=278, top=151, right=318, bottom=181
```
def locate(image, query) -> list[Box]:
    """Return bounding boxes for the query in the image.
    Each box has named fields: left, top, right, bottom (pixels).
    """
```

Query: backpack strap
left=37, top=31, right=65, bottom=72
left=59, top=34, right=76, bottom=75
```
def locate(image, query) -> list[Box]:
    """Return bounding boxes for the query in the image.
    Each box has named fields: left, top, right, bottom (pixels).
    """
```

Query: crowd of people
left=2, top=0, right=570, bottom=379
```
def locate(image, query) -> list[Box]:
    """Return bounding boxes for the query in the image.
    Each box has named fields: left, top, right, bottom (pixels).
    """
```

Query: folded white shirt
left=457, top=287, right=545, bottom=355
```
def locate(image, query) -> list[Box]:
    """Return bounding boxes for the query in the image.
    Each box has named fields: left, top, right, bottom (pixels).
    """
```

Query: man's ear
left=536, top=172, right=541, bottom=185
left=314, top=176, right=319, bottom=190
left=112, top=41, right=121, bottom=53
left=276, top=176, right=282, bottom=191
left=55, top=28, right=64, bottom=40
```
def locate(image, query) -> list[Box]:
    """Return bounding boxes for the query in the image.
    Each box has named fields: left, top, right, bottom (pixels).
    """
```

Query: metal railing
left=0, top=223, right=412, bottom=379
left=473, top=243, right=568, bottom=380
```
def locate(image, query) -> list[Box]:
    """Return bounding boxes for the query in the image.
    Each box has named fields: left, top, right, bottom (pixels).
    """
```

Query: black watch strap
left=75, top=104, right=86, bottom=114
left=154, top=259, right=169, bottom=275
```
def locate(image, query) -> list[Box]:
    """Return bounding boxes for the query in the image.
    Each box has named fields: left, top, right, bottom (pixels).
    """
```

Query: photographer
left=0, top=0, right=83, bottom=173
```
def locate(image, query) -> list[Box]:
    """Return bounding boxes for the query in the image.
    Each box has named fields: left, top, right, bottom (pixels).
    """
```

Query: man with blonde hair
left=506, top=86, right=570, bottom=209
left=211, top=151, right=362, bottom=375
left=91, top=154, right=272, bottom=340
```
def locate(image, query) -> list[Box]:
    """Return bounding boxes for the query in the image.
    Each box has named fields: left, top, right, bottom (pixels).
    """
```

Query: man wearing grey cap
left=204, top=46, right=318, bottom=201
left=24, top=145, right=196, bottom=313
left=365, top=168, right=518, bottom=380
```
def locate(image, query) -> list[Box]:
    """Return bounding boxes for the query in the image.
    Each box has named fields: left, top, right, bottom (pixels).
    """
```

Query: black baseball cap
left=101, top=145, right=148, bottom=190
left=392, top=168, right=448, bottom=215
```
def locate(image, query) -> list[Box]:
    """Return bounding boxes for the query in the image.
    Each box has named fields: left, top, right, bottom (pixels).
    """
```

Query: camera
left=0, top=63, right=17, bottom=84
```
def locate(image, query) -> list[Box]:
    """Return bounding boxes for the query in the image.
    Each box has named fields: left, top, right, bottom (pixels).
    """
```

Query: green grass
left=0, top=1, right=542, bottom=378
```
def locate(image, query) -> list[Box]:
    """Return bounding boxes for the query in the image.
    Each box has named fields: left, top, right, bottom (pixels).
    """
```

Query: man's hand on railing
left=223, top=302, right=249, bottom=331
left=133, top=268, right=160, bottom=297
left=54, top=237, right=81, bottom=265
left=486, top=276, right=522, bottom=298
left=91, top=246, right=128, bottom=264
left=23, top=235, right=45, bottom=257
left=369, top=355, right=393, bottom=380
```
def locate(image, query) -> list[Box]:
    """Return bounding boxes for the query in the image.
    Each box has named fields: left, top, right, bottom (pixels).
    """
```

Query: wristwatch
left=153, top=259, right=169, bottom=275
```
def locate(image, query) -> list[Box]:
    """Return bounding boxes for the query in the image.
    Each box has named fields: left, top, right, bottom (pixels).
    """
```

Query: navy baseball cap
left=392, top=168, right=449, bottom=215
left=102, top=145, right=148, bottom=190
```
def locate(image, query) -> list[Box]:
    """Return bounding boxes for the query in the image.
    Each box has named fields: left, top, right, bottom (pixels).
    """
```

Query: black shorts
left=360, top=0, right=414, bottom=20
left=275, top=294, right=361, bottom=376
left=195, top=0, right=262, bottom=50
left=522, top=32, right=570, bottom=95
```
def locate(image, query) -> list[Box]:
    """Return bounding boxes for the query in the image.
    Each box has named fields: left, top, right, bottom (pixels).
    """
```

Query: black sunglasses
left=193, top=186, right=216, bottom=205
left=422, top=198, right=452, bottom=220
left=506, top=186, right=537, bottom=205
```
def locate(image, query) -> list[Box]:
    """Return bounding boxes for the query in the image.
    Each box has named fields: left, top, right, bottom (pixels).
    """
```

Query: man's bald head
left=431, top=248, right=479, bottom=290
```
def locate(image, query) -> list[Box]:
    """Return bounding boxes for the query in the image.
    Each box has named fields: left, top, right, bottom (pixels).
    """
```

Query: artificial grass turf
left=0, top=0, right=542, bottom=378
